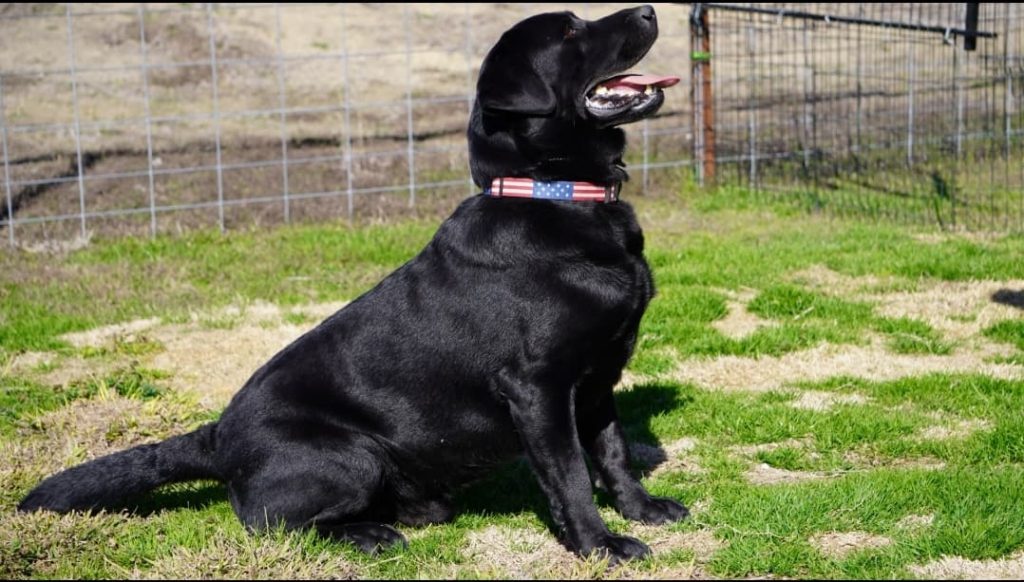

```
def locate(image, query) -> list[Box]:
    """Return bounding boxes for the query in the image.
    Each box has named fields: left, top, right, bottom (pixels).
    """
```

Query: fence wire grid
left=0, top=3, right=1022, bottom=246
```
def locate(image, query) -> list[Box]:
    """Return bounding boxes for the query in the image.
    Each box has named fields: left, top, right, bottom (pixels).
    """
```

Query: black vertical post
left=690, top=4, right=715, bottom=185
left=964, top=3, right=980, bottom=51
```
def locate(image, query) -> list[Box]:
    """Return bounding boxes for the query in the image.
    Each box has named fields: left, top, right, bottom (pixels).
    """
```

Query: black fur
left=19, top=5, right=688, bottom=563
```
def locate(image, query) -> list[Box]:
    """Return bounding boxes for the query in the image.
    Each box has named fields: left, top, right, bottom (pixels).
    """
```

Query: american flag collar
left=484, top=177, right=621, bottom=203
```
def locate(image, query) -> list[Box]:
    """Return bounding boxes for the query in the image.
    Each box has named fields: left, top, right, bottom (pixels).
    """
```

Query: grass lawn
left=2, top=185, right=1024, bottom=579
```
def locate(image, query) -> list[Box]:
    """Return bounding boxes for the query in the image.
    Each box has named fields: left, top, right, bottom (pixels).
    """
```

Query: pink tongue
left=603, top=74, right=681, bottom=89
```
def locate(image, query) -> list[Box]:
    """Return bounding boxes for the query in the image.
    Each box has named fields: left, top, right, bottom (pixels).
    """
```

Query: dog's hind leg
left=232, top=445, right=408, bottom=554
left=394, top=495, right=455, bottom=527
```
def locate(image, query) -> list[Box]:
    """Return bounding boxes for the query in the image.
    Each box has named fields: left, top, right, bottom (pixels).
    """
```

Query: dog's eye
left=563, top=24, right=578, bottom=40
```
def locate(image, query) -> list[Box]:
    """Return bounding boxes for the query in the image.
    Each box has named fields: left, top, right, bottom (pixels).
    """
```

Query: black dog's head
left=468, top=5, right=677, bottom=189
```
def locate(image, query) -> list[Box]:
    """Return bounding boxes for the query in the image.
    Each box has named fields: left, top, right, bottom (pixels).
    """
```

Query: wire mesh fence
left=0, top=3, right=1021, bottom=247
left=704, top=3, right=1024, bottom=232
left=0, top=3, right=695, bottom=246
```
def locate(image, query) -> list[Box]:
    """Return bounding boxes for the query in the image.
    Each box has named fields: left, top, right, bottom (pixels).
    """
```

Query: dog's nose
left=628, top=5, right=657, bottom=29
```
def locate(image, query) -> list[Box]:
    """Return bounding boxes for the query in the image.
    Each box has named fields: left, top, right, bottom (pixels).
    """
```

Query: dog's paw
left=620, top=495, right=689, bottom=525
left=582, top=533, right=651, bottom=565
left=322, top=522, right=408, bottom=555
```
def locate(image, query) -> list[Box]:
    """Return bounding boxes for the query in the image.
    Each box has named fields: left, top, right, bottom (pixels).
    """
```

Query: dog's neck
left=468, top=105, right=629, bottom=190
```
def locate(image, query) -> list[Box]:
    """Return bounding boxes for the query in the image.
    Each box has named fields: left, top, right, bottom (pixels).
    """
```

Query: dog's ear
left=476, top=42, right=557, bottom=116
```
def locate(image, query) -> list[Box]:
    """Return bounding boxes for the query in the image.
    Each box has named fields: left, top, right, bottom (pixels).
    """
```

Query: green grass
left=984, top=319, right=1024, bottom=352
left=0, top=222, right=437, bottom=352
left=616, top=374, right=1024, bottom=578
left=3, top=190, right=1024, bottom=579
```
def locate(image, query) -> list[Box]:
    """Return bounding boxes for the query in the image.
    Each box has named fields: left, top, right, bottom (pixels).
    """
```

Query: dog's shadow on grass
left=456, top=383, right=686, bottom=529
left=115, top=480, right=229, bottom=517
left=992, top=289, right=1024, bottom=310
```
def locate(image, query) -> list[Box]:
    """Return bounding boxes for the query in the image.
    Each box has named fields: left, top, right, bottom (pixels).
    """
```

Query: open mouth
left=584, top=73, right=680, bottom=120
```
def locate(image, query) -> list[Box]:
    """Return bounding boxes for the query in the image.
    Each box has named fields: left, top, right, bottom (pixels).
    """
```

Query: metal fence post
left=340, top=3, right=354, bottom=222
left=855, top=6, right=863, bottom=158
left=206, top=3, right=225, bottom=233
left=906, top=20, right=916, bottom=167
left=138, top=4, right=157, bottom=238
left=66, top=4, right=88, bottom=239
left=273, top=3, right=291, bottom=223
left=747, top=20, right=757, bottom=187
left=1004, top=2, right=1012, bottom=161
left=801, top=19, right=812, bottom=174
left=0, top=75, right=13, bottom=247
left=464, top=3, right=475, bottom=196
left=404, top=4, right=415, bottom=209
left=690, top=4, right=715, bottom=185
left=642, top=118, right=650, bottom=194
left=952, top=34, right=962, bottom=229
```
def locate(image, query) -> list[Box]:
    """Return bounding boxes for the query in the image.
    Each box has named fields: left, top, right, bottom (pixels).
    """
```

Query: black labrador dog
left=20, top=5, right=687, bottom=564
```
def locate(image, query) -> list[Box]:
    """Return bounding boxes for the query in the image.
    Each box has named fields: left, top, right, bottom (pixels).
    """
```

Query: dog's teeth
left=644, top=85, right=653, bottom=95
left=596, top=86, right=609, bottom=95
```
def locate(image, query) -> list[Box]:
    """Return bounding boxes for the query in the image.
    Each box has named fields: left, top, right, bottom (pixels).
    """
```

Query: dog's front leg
left=499, top=372, right=650, bottom=563
left=579, top=395, right=690, bottom=524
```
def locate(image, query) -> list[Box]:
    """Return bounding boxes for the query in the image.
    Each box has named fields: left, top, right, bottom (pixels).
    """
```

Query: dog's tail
left=18, top=422, right=220, bottom=513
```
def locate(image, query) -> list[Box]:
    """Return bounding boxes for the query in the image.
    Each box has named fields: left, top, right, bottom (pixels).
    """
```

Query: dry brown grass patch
left=674, top=338, right=1022, bottom=394
left=9, top=350, right=122, bottom=389
left=127, top=531, right=358, bottom=580
left=908, top=551, right=1024, bottom=580
left=841, top=451, right=947, bottom=471
left=810, top=531, right=892, bottom=559
left=728, top=437, right=813, bottom=458
left=744, top=463, right=833, bottom=486
left=866, top=279, right=1024, bottom=342
left=627, top=524, right=724, bottom=562
left=455, top=525, right=594, bottom=580
left=916, top=419, right=992, bottom=441
left=24, top=301, right=348, bottom=409
left=787, top=265, right=892, bottom=295
left=712, top=299, right=777, bottom=340
left=788, top=390, right=870, bottom=412
left=61, top=318, right=163, bottom=349
left=896, top=513, right=935, bottom=531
